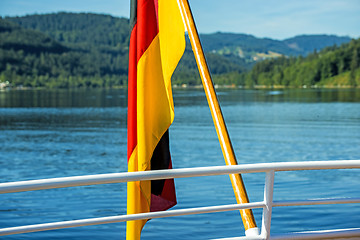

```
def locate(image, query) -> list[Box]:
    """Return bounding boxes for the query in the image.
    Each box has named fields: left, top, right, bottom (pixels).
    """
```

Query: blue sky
left=1, top=0, right=360, bottom=40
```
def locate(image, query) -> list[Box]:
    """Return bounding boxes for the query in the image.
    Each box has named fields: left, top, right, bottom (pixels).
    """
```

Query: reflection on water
left=0, top=88, right=359, bottom=239
left=1, top=88, right=360, bottom=108
left=215, top=88, right=360, bottom=104
left=0, top=89, right=127, bottom=108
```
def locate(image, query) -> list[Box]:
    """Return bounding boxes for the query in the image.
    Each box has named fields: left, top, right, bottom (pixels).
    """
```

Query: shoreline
left=1, top=84, right=359, bottom=91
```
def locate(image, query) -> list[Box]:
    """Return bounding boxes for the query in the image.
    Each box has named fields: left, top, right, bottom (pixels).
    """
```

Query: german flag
left=127, top=0, right=185, bottom=239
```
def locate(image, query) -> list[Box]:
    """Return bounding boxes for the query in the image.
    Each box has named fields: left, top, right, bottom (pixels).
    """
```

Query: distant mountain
left=7, top=13, right=352, bottom=62
left=284, top=34, right=352, bottom=55
left=199, top=32, right=298, bottom=59
left=3, top=13, right=249, bottom=87
left=199, top=32, right=351, bottom=62
left=1, top=13, right=355, bottom=88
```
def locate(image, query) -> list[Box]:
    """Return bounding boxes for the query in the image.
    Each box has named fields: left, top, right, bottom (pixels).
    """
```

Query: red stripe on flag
left=136, top=0, right=159, bottom=61
left=127, top=23, right=137, bottom=160
left=128, top=0, right=159, bottom=160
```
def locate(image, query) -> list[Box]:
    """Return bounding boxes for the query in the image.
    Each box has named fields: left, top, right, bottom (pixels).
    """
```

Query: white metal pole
left=261, top=170, right=275, bottom=239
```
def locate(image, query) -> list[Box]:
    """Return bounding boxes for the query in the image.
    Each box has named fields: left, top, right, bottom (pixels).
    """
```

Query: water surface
left=0, top=88, right=359, bottom=239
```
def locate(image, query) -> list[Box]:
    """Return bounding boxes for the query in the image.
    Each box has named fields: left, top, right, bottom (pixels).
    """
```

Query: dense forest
left=0, top=12, right=357, bottom=88
left=242, top=38, right=360, bottom=87
left=0, top=13, right=247, bottom=88
left=0, top=14, right=130, bottom=88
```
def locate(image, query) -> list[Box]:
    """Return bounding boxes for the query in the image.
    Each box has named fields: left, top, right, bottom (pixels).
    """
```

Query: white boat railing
left=0, top=160, right=360, bottom=239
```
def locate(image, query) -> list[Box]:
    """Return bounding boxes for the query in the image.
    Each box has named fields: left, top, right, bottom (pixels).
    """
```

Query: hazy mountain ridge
left=284, top=34, right=352, bottom=55
left=199, top=32, right=351, bottom=62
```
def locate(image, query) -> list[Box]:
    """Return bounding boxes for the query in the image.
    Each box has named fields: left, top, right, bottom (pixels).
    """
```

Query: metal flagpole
left=177, top=0, right=259, bottom=235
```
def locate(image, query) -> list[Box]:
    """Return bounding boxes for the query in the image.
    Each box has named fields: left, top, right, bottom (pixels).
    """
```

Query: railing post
left=261, top=170, right=275, bottom=240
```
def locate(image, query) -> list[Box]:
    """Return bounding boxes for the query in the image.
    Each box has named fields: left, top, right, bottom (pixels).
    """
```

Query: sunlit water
left=0, top=88, right=359, bottom=239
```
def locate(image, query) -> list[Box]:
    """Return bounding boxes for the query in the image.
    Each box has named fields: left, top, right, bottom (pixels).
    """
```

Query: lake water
left=0, top=88, right=359, bottom=239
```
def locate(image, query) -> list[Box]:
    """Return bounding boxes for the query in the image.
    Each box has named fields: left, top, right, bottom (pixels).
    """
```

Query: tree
left=350, top=46, right=359, bottom=87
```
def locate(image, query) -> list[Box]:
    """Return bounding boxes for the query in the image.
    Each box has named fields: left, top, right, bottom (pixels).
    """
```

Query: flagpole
left=177, top=0, right=259, bottom=235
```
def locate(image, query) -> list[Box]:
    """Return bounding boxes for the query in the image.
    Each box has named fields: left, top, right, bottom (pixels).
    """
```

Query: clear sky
left=1, top=0, right=359, bottom=40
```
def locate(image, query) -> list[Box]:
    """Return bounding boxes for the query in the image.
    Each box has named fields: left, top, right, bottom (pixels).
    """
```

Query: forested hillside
left=1, top=13, right=247, bottom=87
left=6, top=13, right=131, bottom=51
left=0, top=12, right=355, bottom=88
left=242, top=38, right=360, bottom=87
left=0, top=15, right=129, bottom=88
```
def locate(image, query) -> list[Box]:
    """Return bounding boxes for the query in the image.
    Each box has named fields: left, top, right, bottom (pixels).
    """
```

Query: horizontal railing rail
left=1, top=160, right=359, bottom=194
left=1, top=160, right=360, bottom=239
